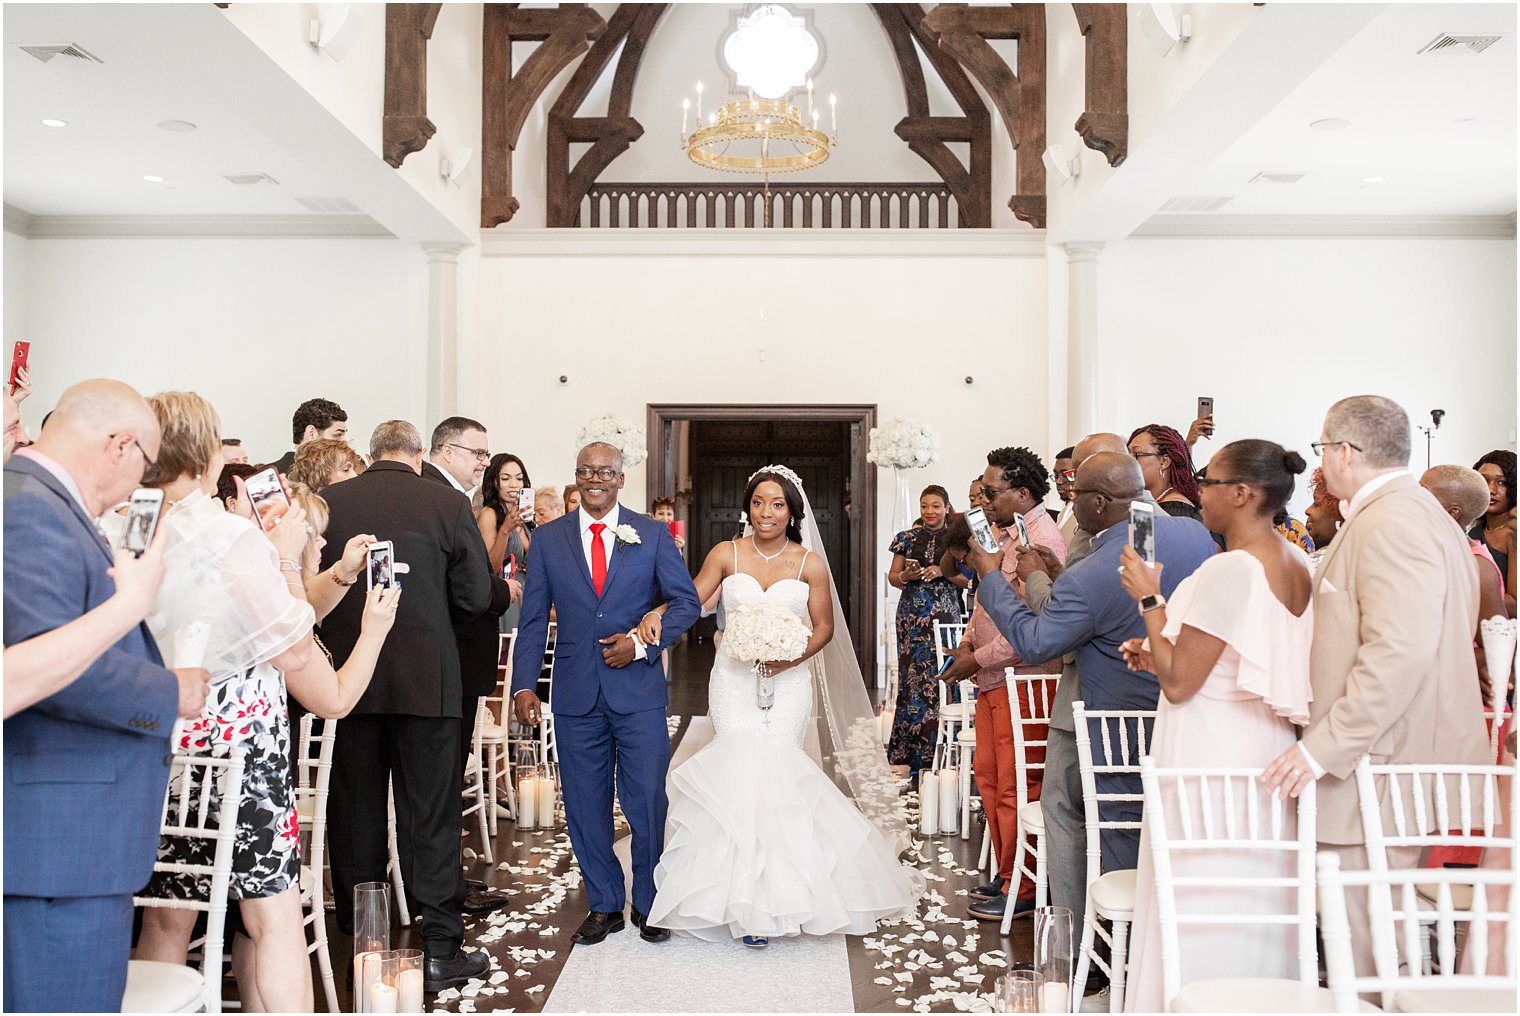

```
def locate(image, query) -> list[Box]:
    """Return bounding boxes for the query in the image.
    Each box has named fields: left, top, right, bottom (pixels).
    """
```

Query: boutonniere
left=614, top=524, right=641, bottom=545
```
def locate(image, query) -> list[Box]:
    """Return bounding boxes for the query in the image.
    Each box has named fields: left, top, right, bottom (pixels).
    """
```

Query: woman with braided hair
left=1129, top=423, right=1203, bottom=521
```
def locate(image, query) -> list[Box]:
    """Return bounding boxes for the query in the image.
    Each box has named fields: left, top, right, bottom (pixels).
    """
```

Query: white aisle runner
left=541, top=717, right=858, bottom=1013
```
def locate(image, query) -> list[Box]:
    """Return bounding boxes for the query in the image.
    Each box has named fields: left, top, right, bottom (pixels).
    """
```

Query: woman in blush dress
left=1117, top=440, right=1315, bottom=1013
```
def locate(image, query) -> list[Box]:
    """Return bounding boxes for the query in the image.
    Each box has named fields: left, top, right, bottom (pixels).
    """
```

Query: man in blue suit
left=512, top=441, right=700, bottom=946
left=966, top=451, right=1215, bottom=873
left=3, top=380, right=208, bottom=1012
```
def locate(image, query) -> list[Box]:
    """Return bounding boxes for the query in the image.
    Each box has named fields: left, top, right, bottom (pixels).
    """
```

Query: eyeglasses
left=1053, top=468, right=1077, bottom=483
left=574, top=466, right=620, bottom=481
left=979, top=484, right=1009, bottom=501
left=447, top=443, right=491, bottom=462
left=1311, top=440, right=1362, bottom=458
left=110, top=433, right=160, bottom=483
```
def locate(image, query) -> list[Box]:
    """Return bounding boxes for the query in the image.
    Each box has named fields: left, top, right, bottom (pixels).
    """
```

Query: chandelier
left=677, top=4, right=837, bottom=225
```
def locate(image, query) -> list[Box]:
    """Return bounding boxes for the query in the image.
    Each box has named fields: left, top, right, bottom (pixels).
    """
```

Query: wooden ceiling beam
left=383, top=3, right=444, bottom=168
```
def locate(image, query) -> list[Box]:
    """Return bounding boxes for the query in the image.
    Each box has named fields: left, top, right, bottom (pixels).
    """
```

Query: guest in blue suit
left=965, top=452, right=1215, bottom=873
left=3, top=380, right=207, bottom=1012
left=512, top=441, right=701, bottom=946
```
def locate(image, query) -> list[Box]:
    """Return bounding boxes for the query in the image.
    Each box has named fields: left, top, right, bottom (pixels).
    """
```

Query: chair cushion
left=296, top=797, right=316, bottom=821
left=1173, top=978, right=1380, bottom=1013
left=957, top=728, right=976, bottom=745
left=122, top=959, right=204, bottom=1013
left=1089, top=869, right=1136, bottom=917
left=480, top=723, right=506, bottom=740
left=941, top=703, right=973, bottom=721
left=1394, top=987, right=1515, bottom=1012
left=1018, top=801, right=1045, bottom=834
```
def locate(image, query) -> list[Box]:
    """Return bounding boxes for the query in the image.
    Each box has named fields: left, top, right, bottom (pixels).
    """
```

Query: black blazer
left=318, top=460, right=492, bottom=718
left=421, top=461, right=514, bottom=697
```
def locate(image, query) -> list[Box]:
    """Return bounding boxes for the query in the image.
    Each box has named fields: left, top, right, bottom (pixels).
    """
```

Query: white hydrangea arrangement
left=867, top=417, right=940, bottom=469
left=574, top=414, right=646, bottom=468
left=724, top=601, right=811, bottom=710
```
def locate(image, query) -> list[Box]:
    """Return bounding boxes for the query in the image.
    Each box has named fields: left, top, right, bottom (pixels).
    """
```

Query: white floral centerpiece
left=867, top=417, right=940, bottom=469
left=575, top=414, right=646, bottom=468
left=723, top=601, right=811, bottom=710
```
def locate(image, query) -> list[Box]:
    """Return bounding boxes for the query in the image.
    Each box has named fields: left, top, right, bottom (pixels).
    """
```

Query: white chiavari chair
left=294, top=715, right=339, bottom=1013
left=1071, top=703, right=1156, bottom=1014
left=387, top=781, right=410, bottom=927
left=1320, top=850, right=1516, bottom=1013
left=1138, top=760, right=1350, bottom=1013
left=1355, top=758, right=1516, bottom=985
left=999, top=671, right=1060, bottom=935
left=480, top=629, right=516, bottom=831
left=123, top=749, right=247, bottom=1014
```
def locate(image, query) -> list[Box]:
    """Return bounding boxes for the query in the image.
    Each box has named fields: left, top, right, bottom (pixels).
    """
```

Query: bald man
left=4, top=379, right=209, bottom=1012
left=1421, top=465, right=1509, bottom=704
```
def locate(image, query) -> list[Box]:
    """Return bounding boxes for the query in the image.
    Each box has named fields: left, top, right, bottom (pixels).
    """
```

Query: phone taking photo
left=965, top=506, right=1001, bottom=554
left=121, top=487, right=165, bottom=558
left=1013, top=513, right=1030, bottom=549
left=1129, top=501, right=1157, bottom=565
left=9, top=341, right=29, bottom=395
left=517, top=488, right=536, bottom=523
left=366, top=540, right=396, bottom=591
left=244, top=466, right=290, bottom=533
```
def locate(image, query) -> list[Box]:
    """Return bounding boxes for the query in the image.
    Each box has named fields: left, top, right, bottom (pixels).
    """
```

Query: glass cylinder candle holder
left=352, top=881, right=391, bottom=1013
left=994, top=969, right=1039, bottom=1013
left=537, top=762, right=558, bottom=828
left=917, top=768, right=940, bottom=837
left=1034, top=906, right=1073, bottom=1012
left=936, top=746, right=960, bottom=836
left=384, top=948, right=425, bottom=1014
left=516, top=765, right=542, bottom=831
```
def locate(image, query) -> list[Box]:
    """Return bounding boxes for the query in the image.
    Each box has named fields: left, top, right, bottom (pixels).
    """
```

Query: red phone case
left=9, top=341, right=29, bottom=394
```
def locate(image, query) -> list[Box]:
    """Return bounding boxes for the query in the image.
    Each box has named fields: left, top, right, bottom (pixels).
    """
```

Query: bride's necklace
left=751, top=534, right=786, bottom=563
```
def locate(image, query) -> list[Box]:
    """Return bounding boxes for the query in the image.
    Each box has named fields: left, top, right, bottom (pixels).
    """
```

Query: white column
left=423, top=242, right=466, bottom=424
left=1064, top=242, right=1104, bottom=439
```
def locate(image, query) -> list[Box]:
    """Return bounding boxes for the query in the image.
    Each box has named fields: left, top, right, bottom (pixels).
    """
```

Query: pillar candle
left=918, top=771, right=939, bottom=836
left=518, top=776, right=539, bottom=830
left=937, top=765, right=959, bottom=835
left=1039, top=982, right=1069, bottom=1013
left=536, top=776, right=555, bottom=827
left=357, top=953, right=381, bottom=1013
left=396, top=968, right=424, bottom=1013
left=369, top=982, right=398, bottom=1014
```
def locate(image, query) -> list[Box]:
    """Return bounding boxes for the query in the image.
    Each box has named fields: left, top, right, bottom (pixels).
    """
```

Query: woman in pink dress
left=1117, top=440, right=1316, bottom=1013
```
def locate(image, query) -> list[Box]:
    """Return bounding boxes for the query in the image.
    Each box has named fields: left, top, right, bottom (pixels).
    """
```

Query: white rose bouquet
left=866, top=417, right=940, bottom=469
left=723, top=601, right=811, bottom=710
left=575, top=414, right=647, bottom=468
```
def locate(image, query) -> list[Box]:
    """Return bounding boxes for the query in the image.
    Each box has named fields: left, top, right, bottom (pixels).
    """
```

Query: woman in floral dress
left=887, top=485, right=963, bottom=774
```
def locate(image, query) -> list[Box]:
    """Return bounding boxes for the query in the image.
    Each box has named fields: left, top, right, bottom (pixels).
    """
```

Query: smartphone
left=1130, top=501, right=1157, bottom=565
left=1197, top=397, right=1214, bottom=432
left=670, top=520, right=686, bottom=540
left=937, top=655, right=955, bottom=677
left=1013, top=513, right=1030, bottom=549
left=9, top=341, right=29, bottom=395
left=517, top=487, right=536, bottom=523
left=965, top=506, right=1000, bottom=553
left=244, top=466, right=291, bottom=532
left=121, top=487, right=165, bottom=557
left=366, top=540, right=396, bottom=591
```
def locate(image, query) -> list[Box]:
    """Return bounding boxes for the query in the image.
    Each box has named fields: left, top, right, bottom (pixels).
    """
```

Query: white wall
left=1095, top=234, right=1518, bottom=515
left=18, top=236, right=428, bottom=462
left=468, top=236, right=1050, bottom=585
left=5, top=229, right=28, bottom=351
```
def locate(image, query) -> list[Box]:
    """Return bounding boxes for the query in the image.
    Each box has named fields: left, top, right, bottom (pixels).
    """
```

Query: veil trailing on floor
left=744, top=465, right=913, bottom=856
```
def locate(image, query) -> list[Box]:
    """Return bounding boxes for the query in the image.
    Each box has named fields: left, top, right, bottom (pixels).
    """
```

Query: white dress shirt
left=578, top=504, right=647, bottom=659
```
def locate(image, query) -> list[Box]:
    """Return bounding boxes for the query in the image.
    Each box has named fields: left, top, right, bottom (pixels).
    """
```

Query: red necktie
left=590, top=522, right=608, bottom=596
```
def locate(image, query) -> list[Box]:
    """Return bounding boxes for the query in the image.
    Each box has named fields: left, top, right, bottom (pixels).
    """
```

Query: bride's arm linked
left=758, top=553, right=835, bottom=676
left=636, top=540, right=732, bottom=645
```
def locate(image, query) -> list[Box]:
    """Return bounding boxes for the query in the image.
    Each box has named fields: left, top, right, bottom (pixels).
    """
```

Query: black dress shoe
left=462, top=885, right=512, bottom=915
left=572, top=910, right=625, bottom=944
left=970, top=893, right=1035, bottom=921
left=629, top=908, right=671, bottom=943
left=968, top=877, right=1005, bottom=901
left=423, top=948, right=489, bottom=993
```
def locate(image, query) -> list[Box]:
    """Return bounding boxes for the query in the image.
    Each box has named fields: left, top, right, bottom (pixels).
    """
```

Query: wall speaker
left=1042, top=144, right=1080, bottom=185
left=309, top=5, right=363, bottom=64
left=1140, top=4, right=1192, bottom=58
left=441, top=148, right=474, bottom=187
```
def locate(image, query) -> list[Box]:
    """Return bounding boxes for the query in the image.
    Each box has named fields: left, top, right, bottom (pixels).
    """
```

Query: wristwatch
left=1138, top=593, right=1166, bottom=615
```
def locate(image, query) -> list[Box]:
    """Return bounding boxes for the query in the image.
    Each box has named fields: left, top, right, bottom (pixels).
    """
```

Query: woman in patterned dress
left=886, top=485, right=963, bottom=774
left=122, top=392, right=400, bottom=1012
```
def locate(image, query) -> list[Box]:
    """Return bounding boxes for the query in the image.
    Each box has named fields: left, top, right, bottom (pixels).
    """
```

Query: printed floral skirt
left=888, top=581, right=963, bottom=773
left=145, top=663, right=301, bottom=901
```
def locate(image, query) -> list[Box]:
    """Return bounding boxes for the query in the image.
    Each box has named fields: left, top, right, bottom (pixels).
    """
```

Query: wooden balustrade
left=578, top=182, right=960, bottom=229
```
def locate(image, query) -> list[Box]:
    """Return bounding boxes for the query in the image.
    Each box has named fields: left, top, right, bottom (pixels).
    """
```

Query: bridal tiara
left=748, top=463, right=806, bottom=492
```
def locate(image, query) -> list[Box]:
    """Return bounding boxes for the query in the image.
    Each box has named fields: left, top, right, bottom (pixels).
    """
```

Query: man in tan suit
left=1263, top=395, right=1490, bottom=974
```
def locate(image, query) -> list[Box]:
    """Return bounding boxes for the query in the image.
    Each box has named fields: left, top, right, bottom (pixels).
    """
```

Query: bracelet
left=278, top=559, right=302, bottom=574
left=330, top=567, right=357, bottom=587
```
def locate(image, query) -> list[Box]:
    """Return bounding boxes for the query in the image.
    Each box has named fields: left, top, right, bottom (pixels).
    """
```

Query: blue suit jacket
left=977, top=513, right=1217, bottom=713
left=3, top=456, right=179, bottom=898
left=512, top=507, right=701, bottom=716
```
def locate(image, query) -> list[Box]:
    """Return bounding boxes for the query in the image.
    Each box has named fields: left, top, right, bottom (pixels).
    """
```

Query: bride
left=638, top=466, right=923, bottom=946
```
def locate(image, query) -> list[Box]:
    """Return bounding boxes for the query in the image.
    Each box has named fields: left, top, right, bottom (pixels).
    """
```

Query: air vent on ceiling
left=19, top=43, right=103, bottom=64
left=292, top=195, right=362, bottom=214
left=1249, top=171, right=1308, bottom=185
left=223, top=173, right=281, bottom=186
left=1159, top=196, right=1234, bottom=213
left=1417, top=33, right=1504, bottom=55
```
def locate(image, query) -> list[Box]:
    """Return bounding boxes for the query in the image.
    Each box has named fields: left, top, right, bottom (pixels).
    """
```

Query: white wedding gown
left=648, top=571, right=923, bottom=940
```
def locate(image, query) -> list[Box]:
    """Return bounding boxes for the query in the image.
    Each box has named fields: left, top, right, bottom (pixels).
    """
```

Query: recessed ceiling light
left=1361, top=175, right=1386, bottom=184
left=156, top=119, right=197, bottom=132
left=40, top=118, right=68, bottom=128
left=142, top=174, right=166, bottom=183
left=1310, top=117, right=1352, bottom=131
